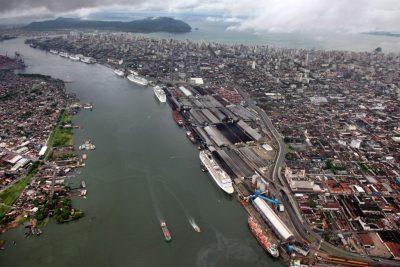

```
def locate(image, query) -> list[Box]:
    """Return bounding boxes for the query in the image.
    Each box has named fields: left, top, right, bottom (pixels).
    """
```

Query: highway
left=238, top=89, right=400, bottom=267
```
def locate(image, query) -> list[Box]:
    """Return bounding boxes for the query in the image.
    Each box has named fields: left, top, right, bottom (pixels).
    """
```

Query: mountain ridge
left=22, top=17, right=191, bottom=33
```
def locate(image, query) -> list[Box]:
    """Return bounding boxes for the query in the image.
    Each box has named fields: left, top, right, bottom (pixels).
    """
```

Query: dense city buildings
left=0, top=55, right=84, bottom=234
left=23, top=32, right=400, bottom=265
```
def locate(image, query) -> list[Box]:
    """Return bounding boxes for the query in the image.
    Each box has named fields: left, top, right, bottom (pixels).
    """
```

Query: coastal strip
left=0, top=55, right=86, bottom=241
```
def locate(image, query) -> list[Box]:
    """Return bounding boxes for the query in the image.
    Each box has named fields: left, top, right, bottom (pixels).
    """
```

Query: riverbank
left=0, top=57, right=86, bottom=240
left=0, top=37, right=278, bottom=267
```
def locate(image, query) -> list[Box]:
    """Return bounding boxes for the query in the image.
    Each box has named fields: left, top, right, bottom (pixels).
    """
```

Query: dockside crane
left=245, top=189, right=279, bottom=208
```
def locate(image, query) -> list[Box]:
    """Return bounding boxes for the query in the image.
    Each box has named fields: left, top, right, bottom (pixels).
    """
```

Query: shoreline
left=0, top=61, right=86, bottom=241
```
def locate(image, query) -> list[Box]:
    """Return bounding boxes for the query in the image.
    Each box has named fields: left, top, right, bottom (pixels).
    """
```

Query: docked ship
left=186, top=131, right=196, bottom=143
left=59, top=52, right=68, bottom=58
left=69, top=54, right=80, bottom=61
left=199, top=150, right=234, bottom=194
left=172, top=110, right=183, bottom=127
left=49, top=49, right=58, bottom=54
left=153, top=86, right=166, bottom=102
left=248, top=216, right=279, bottom=258
left=127, top=74, right=148, bottom=86
left=160, top=221, right=172, bottom=242
left=81, top=56, right=94, bottom=64
left=114, top=69, right=125, bottom=77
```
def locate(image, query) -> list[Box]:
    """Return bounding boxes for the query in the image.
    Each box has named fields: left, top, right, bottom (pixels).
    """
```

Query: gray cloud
left=0, top=0, right=399, bottom=33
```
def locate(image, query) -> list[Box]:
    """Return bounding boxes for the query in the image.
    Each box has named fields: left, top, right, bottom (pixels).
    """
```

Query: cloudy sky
left=0, top=0, right=399, bottom=33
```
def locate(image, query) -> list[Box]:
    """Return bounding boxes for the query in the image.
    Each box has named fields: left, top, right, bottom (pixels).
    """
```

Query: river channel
left=0, top=38, right=281, bottom=267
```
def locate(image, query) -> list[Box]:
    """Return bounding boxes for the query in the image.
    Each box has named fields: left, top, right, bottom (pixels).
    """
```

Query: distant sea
left=88, top=12, right=400, bottom=53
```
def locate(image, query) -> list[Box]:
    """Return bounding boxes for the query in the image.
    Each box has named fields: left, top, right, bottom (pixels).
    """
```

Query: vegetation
left=0, top=162, right=40, bottom=206
left=56, top=152, right=76, bottom=160
left=358, top=162, right=370, bottom=173
left=23, top=17, right=192, bottom=33
left=46, top=109, right=73, bottom=157
left=323, top=159, right=344, bottom=174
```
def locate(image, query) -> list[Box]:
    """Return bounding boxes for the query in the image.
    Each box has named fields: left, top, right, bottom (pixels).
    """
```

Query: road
left=237, top=89, right=400, bottom=266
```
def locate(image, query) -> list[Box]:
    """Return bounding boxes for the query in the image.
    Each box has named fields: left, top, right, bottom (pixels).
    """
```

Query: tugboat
left=160, top=221, right=172, bottom=242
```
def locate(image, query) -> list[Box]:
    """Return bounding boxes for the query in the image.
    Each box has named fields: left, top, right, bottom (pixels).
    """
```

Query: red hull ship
left=248, top=216, right=279, bottom=258
left=161, top=221, right=172, bottom=242
left=172, top=110, right=183, bottom=127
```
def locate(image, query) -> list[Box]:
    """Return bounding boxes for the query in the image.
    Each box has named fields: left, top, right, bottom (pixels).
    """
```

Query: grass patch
left=0, top=204, right=11, bottom=221
left=323, top=159, right=344, bottom=175
left=0, top=162, right=40, bottom=206
left=45, top=109, right=73, bottom=159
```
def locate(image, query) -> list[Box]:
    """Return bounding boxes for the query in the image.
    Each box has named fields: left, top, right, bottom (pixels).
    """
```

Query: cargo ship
left=160, top=221, right=172, bottom=242
left=172, top=110, right=183, bottom=127
left=248, top=216, right=279, bottom=258
left=153, top=86, right=166, bottom=102
left=199, top=150, right=234, bottom=194
left=114, top=69, right=125, bottom=77
left=127, top=74, right=148, bottom=86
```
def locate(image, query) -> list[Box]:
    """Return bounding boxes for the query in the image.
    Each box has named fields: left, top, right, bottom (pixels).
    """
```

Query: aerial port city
left=0, top=11, right=400, bottom=267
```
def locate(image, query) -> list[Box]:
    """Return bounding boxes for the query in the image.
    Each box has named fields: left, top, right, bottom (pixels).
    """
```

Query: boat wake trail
left=156, top=177, right=201, bottom=232
left=144, top=170, right=163, bottom=222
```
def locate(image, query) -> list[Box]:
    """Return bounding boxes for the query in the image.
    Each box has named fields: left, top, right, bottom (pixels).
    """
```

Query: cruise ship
left=114, top=69, right=125, bottom=77
left=127, top=74, right=148, bottom=86
left=153, top=86, right=166, bottom=102
left=199, top=150, right=234, bottom=194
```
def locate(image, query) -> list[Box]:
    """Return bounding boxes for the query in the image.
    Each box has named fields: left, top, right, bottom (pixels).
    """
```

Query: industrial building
left=253, top=197, right=294, bottom=242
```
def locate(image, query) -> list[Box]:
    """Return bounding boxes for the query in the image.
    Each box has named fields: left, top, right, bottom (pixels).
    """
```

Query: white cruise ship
left=153, top=86, right=166, bottom=102
left=127, top=74, right=148, bottom=86
left=199, top=150, right=234, bottom=194
left=114, top=69, right=125, bottom=77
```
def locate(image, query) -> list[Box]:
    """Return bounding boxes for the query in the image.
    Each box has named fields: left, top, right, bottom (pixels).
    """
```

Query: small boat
left=79, top=140, right=96, bottom=150
left=160, top=221, right=172, bottom=242
left=192, top=223, right=201, bottom=233
left=114, top=69, right=125, bottom=77
left=81, top=181, right=86, bottom=188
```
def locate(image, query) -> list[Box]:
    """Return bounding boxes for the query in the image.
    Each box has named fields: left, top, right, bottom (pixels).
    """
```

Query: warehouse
left=204, top=126, right=231, bottom=147
left=253, top=197, right=294, bottom=242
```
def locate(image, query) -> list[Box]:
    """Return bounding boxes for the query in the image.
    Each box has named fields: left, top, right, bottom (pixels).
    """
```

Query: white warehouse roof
left=253, top=197, right=293, bottom=241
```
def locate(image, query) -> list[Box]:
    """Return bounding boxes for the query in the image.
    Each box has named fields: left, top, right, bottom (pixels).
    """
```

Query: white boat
left=79, top=140, right=96, bottom=151
left=153, top=86, right=166, bottom=102
left=69, top=55, right=80, bottom=61
left=49, top=49, right=58, bottom=54
left=127, top=74, right=148, bottom=86
left=114, top=69, right=125, bottom=77
left=81, top=57, right=94, bottom=64
left=59, top=52, right=68, bottom=58
left=199, top=150, right=234, bottom=194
